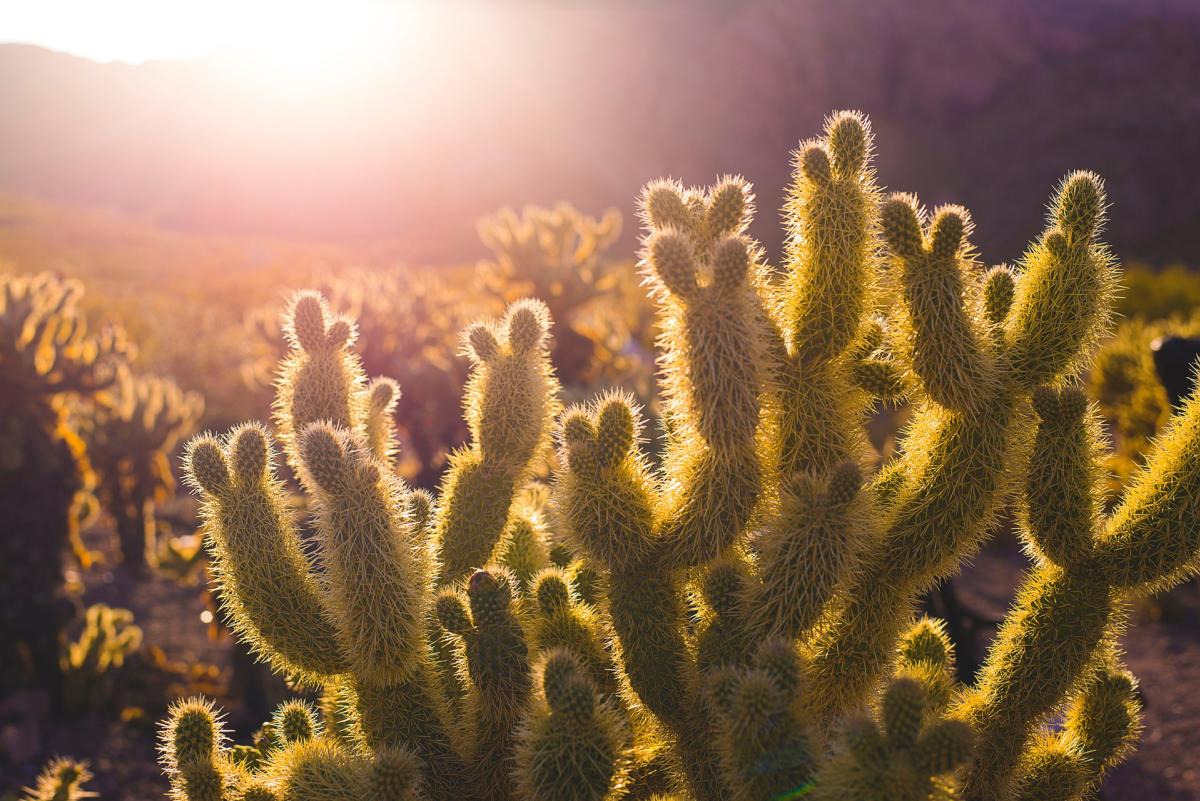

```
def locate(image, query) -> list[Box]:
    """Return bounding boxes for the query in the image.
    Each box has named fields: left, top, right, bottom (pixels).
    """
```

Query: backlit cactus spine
left=164, top=111, right=1200, bottom=801
left=0, top=273, right=129, bottom=700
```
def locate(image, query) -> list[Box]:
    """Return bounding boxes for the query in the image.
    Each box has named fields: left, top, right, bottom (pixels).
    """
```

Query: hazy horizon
left=4, top=0, right=1200, bottom=267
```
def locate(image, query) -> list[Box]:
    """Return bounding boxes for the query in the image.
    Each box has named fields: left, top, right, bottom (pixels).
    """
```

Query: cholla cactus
left=477, top=203, right=648, bottom=389
left=167, top=112, right=1200, bottom=801
left=75, top=373, right=204, bottom=571
left=243, top=268, right=490, bottom=488
left=19, top=757, right=95, bottom=801
left=1088, top=313, right=1200, bottom=494
left=61, top=602, right=144, bottom=715
left=0, top=272, right=129, bottom=699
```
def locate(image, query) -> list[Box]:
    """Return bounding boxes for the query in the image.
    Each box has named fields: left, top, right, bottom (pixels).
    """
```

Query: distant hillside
left=2, top=0, right=1200, bottom=265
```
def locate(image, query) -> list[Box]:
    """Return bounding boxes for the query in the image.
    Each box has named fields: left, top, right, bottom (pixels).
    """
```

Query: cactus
left=476, top=203, right=640, bottom=386
left=74, top=372, right=204, bottom=572
left=1088, top=312, right=1200, bottom=495
left=60, top=602, right=143, bottom=715
left=19, top=757, right=95, bottom=801
left=164, top=112, right=1200, bottom=801
left=0, top=273, right=129, bottom=700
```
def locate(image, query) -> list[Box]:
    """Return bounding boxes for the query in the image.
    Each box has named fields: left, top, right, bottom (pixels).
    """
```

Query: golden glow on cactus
left=165, top=111, right=1200, bottom=801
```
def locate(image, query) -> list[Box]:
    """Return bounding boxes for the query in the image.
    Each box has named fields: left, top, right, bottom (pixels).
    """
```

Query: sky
left=0, top=1, right=425, bottom=69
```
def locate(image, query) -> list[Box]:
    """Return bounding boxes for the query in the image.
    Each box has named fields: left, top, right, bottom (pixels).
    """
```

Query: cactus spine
left=165, top=113, right=1200, bottom=801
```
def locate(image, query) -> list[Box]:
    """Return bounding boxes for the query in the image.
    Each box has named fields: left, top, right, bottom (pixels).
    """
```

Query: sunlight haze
left=1, top=0, right=427, bottom=86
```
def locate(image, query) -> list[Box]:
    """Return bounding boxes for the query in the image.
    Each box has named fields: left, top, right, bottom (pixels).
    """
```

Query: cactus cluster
left=0, top=273, right=129, bottom=699
left=1089, top=312, right=1200, bottom=493
left=74, top=373, right=204, bottom=571
left=18, top=757, right=95, bottom=801
left=61, top=603, right=144, bottom=716
left=166, top=112, right=1200, bottom=801
left=477, top=203, right=649, bottom=391
left=243, top=269, right=490, bottom=487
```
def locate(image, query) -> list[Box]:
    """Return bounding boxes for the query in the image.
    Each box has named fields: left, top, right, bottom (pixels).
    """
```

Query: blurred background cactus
left=13, top=757, right=95, bottom=801
left=0, top=273, right=130, bottom=701
left=476, top=203, right=652, bottom=396
left=73, top=374, right=204, bottom=573
left=152, top=113, right=1200, bottom=801
left=60, top=603, right=143, bottom=717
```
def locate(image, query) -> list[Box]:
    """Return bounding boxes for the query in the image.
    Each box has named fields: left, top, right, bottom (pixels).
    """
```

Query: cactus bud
left=507, top=299, right=549, bottom=357
left=298, top=424, right=348, bottom=492
left=649, top=230, right=698, bottom=300
left=827, top=460, right=862, bottom=507
left=466, top=323, right=500, bottom=363
left=881, top=195, right=924, bottom=258
left=289, top=293, right=328, bottom=353
left=883, top=676, right=928, bottom=749
left=272, top=700, right=320, bottom=744
left=712, top=235, right=750, bottom=291
left=827, top=111, right=869, bottom=178
left=706, top=178, right=750, bottom=238
left=914, top=718, right=975, bottom=774
left=930, top=207, right=967, bottom=260
left=230, top=424, right=268, bottom=483
left=899, top=618, right=953, bottom=670
left=595, top=396, right=635, bottom=469
left=186, top=437, right=229, bottom=496
left=983, top=265, right=1016, bottom=325
left=534, top=569, right=571, bottom=613
left=644, top=180, right=691, bottom=231
left=1054, top=171, right=1104, bottom=245
left=435, top=591, right=471, bottom=635
left=467, top=569, right=512, bottom=625
left=799, top=144, right=832, bottom=186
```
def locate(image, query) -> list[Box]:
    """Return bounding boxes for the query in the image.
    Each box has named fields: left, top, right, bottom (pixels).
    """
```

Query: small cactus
left=19, top=757, right=95, bottom=801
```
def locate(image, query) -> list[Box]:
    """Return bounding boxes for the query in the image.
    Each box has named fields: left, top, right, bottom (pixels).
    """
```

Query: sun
left=1, top=1, right=428, bottom=92
left=218, top=2, right=409, bottom=93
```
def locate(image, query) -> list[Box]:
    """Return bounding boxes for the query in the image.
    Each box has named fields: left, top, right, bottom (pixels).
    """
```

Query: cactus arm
left=159, top=697, right=234, bottom=801
left=554, top=396, right=659, bottom=573
left=351, top=669, right=464, bottom=801
left=1010, top=667, right=1142, bottom=801
left=774, top=112, right=881, bottom=475
left=185, top=427, right=347, bottom=680
left=297, top=423, right=428, bottom=687
left=746, top=461, right=866, bottom=642
left=808, top=396, right=1018, bottom=721
left=438, top=569, right=532, bottom=801
left=434, top=301, right=559, bottom=585
left=363, top=376, right=400, bottom=465
left=641, top=178, right=769, bottom=568
left=514, top=650, right=624, bottom=801
left=708, top=641, right=816, bottom=801
left=956, top=389, right=1111, bottom=799
left=1094, top=387, right=1200, bottom=591
left=958, top=564, right=1112, bottom=800
left=783, top=112, right=877, bottom=366
left=881, top=197, right=998, bottom=413
left=1005, top=172, right=1116, bottom=389
left=272, top=292, right=367, bottom=475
